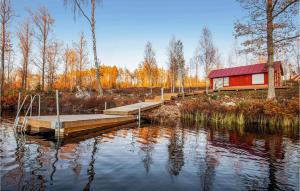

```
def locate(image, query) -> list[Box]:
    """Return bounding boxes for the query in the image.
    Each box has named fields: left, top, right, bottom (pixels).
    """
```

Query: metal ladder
left=13, top=93, right=41, bottom=132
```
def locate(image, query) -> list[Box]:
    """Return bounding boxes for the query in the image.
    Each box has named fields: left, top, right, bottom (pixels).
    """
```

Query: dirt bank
left=143, top=104, right=181, bottom=124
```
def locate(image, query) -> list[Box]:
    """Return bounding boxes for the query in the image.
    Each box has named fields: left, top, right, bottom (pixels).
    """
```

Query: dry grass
left=180, top=87, right=299, bottom=129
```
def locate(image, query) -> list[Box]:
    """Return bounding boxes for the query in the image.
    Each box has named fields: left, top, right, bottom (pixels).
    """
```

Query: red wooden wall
left=209, top=72, right=281, bottom=89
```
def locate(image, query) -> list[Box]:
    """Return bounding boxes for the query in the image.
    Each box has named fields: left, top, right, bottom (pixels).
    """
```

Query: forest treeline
left=0, top=0, right=299, bottom=96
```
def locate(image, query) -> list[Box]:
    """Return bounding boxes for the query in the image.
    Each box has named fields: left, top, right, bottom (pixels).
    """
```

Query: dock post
left=38, top=95, right=41, bottom=117
left=30, top=95, right=33, bottom=116
left=161, top=88, right=164, bottom=102
left=55, top=90, right=61, bottom=139
left=104, top=101, right=107, bottom=111
left=138, top=106, right=141, bottom=127
left=17, top=92, right=21, bottom=113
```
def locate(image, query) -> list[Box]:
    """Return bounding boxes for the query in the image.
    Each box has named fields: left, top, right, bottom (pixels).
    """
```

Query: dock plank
left=103, top=102, right=162, bottom=115
left=18, top=102, right=162, bottom=138
left=19, top=114, right=136, bottom=136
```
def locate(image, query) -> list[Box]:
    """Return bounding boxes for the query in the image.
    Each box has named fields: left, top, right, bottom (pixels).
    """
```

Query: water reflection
left=83, top=138, right=98, bottom=191
left=168, top=122, right=185, bottom=176
left=1, top=121, right=299, bottom=191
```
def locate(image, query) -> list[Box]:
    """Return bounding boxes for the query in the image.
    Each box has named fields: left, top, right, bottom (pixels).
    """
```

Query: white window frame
left=223, top=77, right=229, bottom=86
left=213, top=78, right=223, bottom=90
left=252, top=73, right=264, bottom=85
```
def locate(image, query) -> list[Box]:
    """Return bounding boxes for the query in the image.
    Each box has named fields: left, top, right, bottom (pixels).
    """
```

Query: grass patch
left=180, top=88, right=299, bottom=129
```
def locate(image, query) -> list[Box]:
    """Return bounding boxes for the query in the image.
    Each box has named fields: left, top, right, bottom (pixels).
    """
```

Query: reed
left=180, top=95, right=299, bottom=130
left=182, top=111, right=299, bottom=130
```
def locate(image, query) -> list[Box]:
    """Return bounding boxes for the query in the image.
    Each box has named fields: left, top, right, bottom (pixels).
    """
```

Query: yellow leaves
left=12, top=63, right=205, bottom=90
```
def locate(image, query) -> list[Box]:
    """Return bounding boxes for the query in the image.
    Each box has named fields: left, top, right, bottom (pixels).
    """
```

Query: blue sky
left=12, top=0, right=246, bottom=71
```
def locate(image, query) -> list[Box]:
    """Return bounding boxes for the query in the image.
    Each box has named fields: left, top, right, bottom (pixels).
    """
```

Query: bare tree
left=74, top=31, right=88, bottom=88
left=63, top=46, right=71, bottom=90
left=192, top=49, right=200, bottom=88
left=143, top=41, right=157, bottom=94
left=292, top=38, right=300, bottom=74
left=167, top=38, right=185, bottom=93
left=215, top=49, right=222, bottom=69
left=227, top=38, right=240, bottom=67
left=5, top=38, right=13, bottom=92
left=175, top=40, right=185, bottom=93
left=17, top=19, right=33, bottom=91
left=46, top=40, right=61, bottom=90
left=168, top=37, right=178, bottom=93
left=235, top=0, right=299, bottom=99
left=63, top=46, right=78, bottom=91
left=64, top=0, right=103, bottom=96
left=30, top=6, right=54, bottom=91
left=187, top=58, right=194, bottom=92
left=197, top=27, right=218, bottom=94
left=0, top=0, right=12, bottom=117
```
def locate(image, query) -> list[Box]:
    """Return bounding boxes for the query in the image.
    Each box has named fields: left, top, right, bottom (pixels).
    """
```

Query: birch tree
left=5, top=37, right=12, bottom=91
left=235, top=0, right=299, bottom=99
left=168, top=37, right=178, bottom=93
left=143, top=41, right=157, bottom=94
left=175, top=40, right=185, bottom=93
left=197, top=27, right=218, bottom=94
left=64, top=0, right=103, bottom=96
left=192, top=49, right=200, bottom=88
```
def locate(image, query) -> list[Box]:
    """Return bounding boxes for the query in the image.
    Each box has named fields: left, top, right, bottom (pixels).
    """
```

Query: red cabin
left=208, top=61, right=283, bottom=90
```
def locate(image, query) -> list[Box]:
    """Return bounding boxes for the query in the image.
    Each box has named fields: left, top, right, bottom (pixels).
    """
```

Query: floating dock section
left=18, top=102, right=162, bottom=138
left=103, top=102, right=162, bottom=115
left=19, top=114, right=136, bottom=137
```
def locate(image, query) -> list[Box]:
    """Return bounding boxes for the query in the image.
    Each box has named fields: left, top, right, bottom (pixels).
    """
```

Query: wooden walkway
left=145, top=91, right=205, bottom=102
left=103, top=102, right=162, bottom=115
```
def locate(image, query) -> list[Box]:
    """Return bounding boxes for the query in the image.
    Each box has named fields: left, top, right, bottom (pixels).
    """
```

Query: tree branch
left=74, top=0, right=92, bottom=25
left=274, top=34, right=300, bottom=44
left=271, top=0, right=279, bottom=13
left=272, top=0, right=299, bottom=19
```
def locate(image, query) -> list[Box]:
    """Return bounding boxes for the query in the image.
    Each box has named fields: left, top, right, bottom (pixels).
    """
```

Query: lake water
left=1, top=120, right=299, bottom=191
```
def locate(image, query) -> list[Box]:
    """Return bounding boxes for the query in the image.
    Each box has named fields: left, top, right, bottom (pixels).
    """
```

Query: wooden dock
left=19, top=114, right=136, bottom=137
left=18, top=102, right=162, bottom=138
left=103, top=101, right=162, bottom=115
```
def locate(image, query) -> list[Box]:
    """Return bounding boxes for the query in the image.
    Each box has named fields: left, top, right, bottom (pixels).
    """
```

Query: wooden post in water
left=138, top=105, right=141, bottom=128
left=55, top=90, right=61, bottom=139
left=17, top=92, right=21, bottom=113
left=161, top=88, right=164, bottom=102
left=38, top=95, right=41, bottom=117
left=30, top=95, right=33, bottom=116
left=104, top=101, right=107, bottom=111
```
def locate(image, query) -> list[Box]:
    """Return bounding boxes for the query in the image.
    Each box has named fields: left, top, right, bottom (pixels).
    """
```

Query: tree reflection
left=138, top=127, right=159, bottom=173
left=83, top=137, right=100, bottom=191
left=50, top=141, right=60, bottom=184
left=168, top=122, right=185, bottom=176
left=201, top=127, right=218, bottom=190
left=265, top=135, right=283, bottom=190
left=14, top=132, right=26, bottom=190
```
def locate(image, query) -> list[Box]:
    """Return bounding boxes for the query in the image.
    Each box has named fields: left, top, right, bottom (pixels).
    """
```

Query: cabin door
left=213, top=78, right=223, bottom=90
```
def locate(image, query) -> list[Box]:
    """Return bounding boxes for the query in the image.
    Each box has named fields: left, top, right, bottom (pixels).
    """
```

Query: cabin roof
left=208, top=61, right=283, bottom=78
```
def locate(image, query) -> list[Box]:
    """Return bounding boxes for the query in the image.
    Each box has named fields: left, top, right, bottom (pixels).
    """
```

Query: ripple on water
left=0, top=122, right=299, bottom=191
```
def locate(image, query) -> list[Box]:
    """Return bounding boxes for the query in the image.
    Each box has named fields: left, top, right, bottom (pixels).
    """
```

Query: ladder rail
left=21, top=95, right=38, bottom=132
left=13, top=95, right=29, bottom=129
